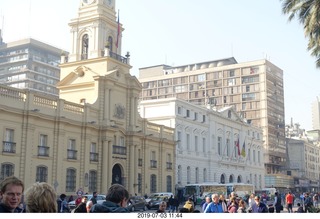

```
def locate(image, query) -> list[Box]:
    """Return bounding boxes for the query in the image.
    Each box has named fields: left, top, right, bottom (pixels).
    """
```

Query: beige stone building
left=0, top=0, right=175, bottom=196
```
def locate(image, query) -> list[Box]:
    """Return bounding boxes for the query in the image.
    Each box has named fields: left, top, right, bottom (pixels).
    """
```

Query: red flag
left=116, top=10, right=120, bottom=48
left=236, top=138, right=240, bottom=156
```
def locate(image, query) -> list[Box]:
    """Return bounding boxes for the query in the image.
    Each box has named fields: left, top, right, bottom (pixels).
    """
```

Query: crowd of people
left=1, top=175, right=320, bottom=213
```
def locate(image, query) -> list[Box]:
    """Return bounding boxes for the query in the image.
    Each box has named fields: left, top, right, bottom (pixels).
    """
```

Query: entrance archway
left=112, top=164, right=123, bottom=185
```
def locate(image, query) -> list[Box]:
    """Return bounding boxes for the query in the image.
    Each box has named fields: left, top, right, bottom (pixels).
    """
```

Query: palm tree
left=280, top=0, right=320, bottom=68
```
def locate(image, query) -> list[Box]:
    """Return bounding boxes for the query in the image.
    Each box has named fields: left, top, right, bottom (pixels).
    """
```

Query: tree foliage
left=281, top=0, right=320, bottom=68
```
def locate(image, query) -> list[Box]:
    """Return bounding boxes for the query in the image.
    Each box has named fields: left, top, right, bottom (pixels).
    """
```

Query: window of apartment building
left=38, top=134, right=49, bottom=156
left=258, top=151, right=261, bottom=163
left=253, top=149, right=256, bottom=162
left=198, top=74, right=206, bottom=82
left=187, top=166, right=191, bottom=184
left=150, top=174, right=157, bottom=193
left=228, top=78, right=236, bottom=86
left=36, top=166, right=48, bottom=182
left=195, top=167, right=199, bottom=183
left=202, top=115, right=206, bottom=123
left=218, top=136, right=222, bottom=155
left=202, top=138, right=206, bottom=153
left=177, top=106, right=182, bottom=114
left=194, top=112, right=198, bottom=121
left=186, top=110, right=190, bottom=117
left=177, top=131, right=182, bottom=149
left=66, top=168, right=76, bottom=192
left=187, top=134, right=190, bottom=150
left=4, top=128, right=14, bottom=144
left=246, top=85, right=250, bottom=92
left=166, top=176, right=172, bottom=192
left=89, top=170, right=97, bottom=193
left=248, top=148, right=251, bottom=161
left=0, top=163, right=14, bottom=180
left=120, top=136, right=125, bottom=146
left=195, top=136, right=198, bottom=152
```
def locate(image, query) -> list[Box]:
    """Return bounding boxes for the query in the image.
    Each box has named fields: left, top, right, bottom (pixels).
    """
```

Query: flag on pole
left=236, top=137, right=240, bottom=156
left=241, top=141, right=246, bottom=157
left=116, top=10, right=120, bottom=48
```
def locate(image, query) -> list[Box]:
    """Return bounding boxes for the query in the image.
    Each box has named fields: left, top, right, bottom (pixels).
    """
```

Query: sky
left=0, top=0, right=319, bottom=130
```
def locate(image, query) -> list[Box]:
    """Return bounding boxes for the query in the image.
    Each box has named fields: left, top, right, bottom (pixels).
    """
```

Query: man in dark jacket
left=250, top=196, right=268, bottom=213
left=0, top=176, right=24, bottom=213
left=90, top=184, right=130, bottom=213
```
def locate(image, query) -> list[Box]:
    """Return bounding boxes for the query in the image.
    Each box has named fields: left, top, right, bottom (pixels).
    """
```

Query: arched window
left=81, top=34, right=89, bottom=60
left=36, top=166, right=48, bottom=182
left=166, top=175, right=172, bottom=192
left=150, top=174, right=157, bottom=193
left=229, top=175, right=234, bottom=183
left=187, top=166, right=191, bottom=184
left=108, top=36, right=113, bottom=53
left=237, top=175, right=242, bottom=183
left=220, top=174, right=225, bottom=184
left=66, top=168, right=76, bottom=192
left=0, top=163, right=14, bottom=180
left=203, top=168, right=207, bottom=182
left=89, top=170, right=97, bottom=193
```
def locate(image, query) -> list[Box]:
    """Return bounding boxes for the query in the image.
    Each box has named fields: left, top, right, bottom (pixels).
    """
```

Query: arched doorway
left=112, top=164, right=123, bottom=185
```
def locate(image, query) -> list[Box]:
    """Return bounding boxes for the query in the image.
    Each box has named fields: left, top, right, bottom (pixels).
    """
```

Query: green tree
left=281, top=0, right=320, bottom=68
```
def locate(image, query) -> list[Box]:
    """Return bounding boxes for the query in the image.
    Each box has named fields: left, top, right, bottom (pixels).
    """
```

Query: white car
left=145, top=192, right=174, bottom=203
left=68, top=194, right=106, bottom=210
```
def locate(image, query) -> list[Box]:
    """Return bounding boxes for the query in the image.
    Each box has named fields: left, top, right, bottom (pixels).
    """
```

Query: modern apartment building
left=139, top=98, right=265, bottom=191
left=0, top=38, right=66, bottom=97
left=139, top=58, right=288, bottom=189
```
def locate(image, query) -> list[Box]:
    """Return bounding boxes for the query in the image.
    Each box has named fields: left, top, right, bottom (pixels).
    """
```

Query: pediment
left=218, top=106, right=244, bottom=123
left=57, top=66, right=99, bottom=87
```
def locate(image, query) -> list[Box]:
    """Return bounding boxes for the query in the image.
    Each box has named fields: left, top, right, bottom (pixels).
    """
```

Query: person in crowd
left=237, top=199, right=247, bottom=213
left=73, top=196, right=88, bottom=213
left=155, top=201, right=167, bottom=213
left=0, top=176, right=24, bottom=213
left=179, top=207, right=190, bottom=213
left=227, top=192, right=237, bottom=208
left=168, top=195, right=174, bottom=213
left=24, top=182, right=57, bottom=213
left=202, top=196, right=211, bottom=212
left=57, top=193, right=70, bottom=213
left=219, top=194, right=228, bottom=212
left=172, top=195, right=179, bottom=213
left=285, top=191, right=294, bottom=213
left=313, top=193, right=318, bottom=208
left=75, top=193, right=82, bottom=207
left=295, top=203, right=304, bottom=213
left=68, top=195, right=74, bottom=203
left=204, top=193, right=223, bottom=213
left=304, top=192, right=313, bottom=213
left=90, top=184, right=129, bottom=213
left=90, top=191, right=98, bottom=205
left=227, top=197, right=239, bottom=213
left=250, top=195, right=268, bottom=213
left=248, top=193, right=255, bottom=209
left=183, top=197, right=194, bottom=212
left=273, top=192, right=282, bottom=213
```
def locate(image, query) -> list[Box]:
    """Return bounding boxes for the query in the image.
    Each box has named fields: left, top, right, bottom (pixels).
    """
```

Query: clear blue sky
left=1, top=0, right=319, bottom=130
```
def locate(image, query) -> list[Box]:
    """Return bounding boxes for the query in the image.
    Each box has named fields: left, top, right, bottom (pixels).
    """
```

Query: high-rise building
left=312, top=96, right=320, bottom=130
left=139, top=58, right=289, bottom=189
left=0, top=38, right=66, bottom=97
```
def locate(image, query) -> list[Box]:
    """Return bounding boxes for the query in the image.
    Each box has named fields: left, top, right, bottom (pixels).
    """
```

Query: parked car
left=127, top=196, right=147, bottom=212
left=145, top=192, right=174, bottom=203
left=146, top=196, right=169, bottom=210
left=68, top=194, right=106, bottom=210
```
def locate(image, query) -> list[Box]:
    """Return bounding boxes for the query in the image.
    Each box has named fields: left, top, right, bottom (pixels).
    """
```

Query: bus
left=184, top=183, right=255, bottom=205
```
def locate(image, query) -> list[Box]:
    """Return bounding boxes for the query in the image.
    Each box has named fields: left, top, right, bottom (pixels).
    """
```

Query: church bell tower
left=68, top=0, right=122, bottom=62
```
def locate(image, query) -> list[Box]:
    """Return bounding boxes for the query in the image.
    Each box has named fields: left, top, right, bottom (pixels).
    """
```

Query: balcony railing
left=90, top=152, right=99, bottom=162
left=166, top=162, right=173, bottom=170
left=113, top=145, right=126, bottom=155
left=67, top=149, right=77, bottom=160
left=38, top=145, right=49, bottom=156
left=109, top=51, right=129, bottom=64
left=3, top=141, right=16, bottom=153
left=138, top=158, right=142, bottom=166
left=150, top=160, right=157, bottom=168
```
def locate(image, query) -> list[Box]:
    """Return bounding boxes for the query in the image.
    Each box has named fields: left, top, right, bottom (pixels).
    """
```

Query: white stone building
left=139, top=97, right=265, bottom=191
